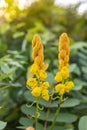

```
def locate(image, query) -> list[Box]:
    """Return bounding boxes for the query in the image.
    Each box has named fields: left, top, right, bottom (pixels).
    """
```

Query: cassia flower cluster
left=27, top=34, right=49, bottom=101
left=55, top=33, right=74, bottom=95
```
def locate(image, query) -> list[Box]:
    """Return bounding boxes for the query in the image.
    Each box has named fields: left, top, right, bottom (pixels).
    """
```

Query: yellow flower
left=54, top=33, right=74, bottom=96
left=55, top=84, right=65, bottom=94
left=55, top=81, right=74, bottom=95
left=54, top=72, right=62, bottom=82
left=61, top=66, right=69, bottom=79
left=32, top=34, right=48, bottom=71
left=41, top=82, right=50, bottom=89
left=26, top=78, right=37, bottom=88
left=58, top=33, right=70, bottom=70
left=42, top=89, right=49, bottom=101
left=38, top=69, right=47, bottom=80
left=59, top=88, right=65, bottom=95
left=65, top=81, right=74, bottom=91
left=31, top=87, right=41, bottom=97
left=30, top=63, right=39, bottom=75
left=55, top=84, right=67, bottom=95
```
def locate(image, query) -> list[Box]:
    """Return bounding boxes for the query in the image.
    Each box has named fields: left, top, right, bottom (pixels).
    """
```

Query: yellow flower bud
left=42, top=89, right=49, bottom=101
left=37, top=69, right=47, bottom=80
left=42, top=94, right=49, bottom=101
left=65, top=81, right=74, bottom=91
left=61, top=66, right=69, bottom=79
left=32, top=34, right=48, bottom=71
left=41, top=82, right=50, bottom=89
left=26, top=78, right=37, bottom=88
left=55, top=84, right=65, bottom=93
left=30, top=63, right=39, bottom=75
left=54, top=72, right=62, bottom=82
left=31, top=87, right=41, bottom=97
left=58, top=33, right=70, bottom=70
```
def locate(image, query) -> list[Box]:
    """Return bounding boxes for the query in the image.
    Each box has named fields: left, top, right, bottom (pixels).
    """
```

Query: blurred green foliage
left=0, top=0, right=87, bottom=130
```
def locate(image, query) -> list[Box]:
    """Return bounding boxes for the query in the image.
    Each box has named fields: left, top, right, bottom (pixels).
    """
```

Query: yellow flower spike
left=30, top=63, right=39, bottom=75
left=27, top=77, right=38, bottom=88
left=37, top=69, right=47, bottom=80
left=65, top=81, right=74, bottom=91
left=59, top=33, right=70, bottom=70
left=60, top=66, right=69, bottom=79
left=41, top=82, right=50, bottom=89
left=32, top=34, right=48, bottom=71
left=27, top=34, right=50, bottom=101
left=31, top=87, right=41, bottom=97
left=42, top=89, right=49, bottom=101
left=54, top=33, right=71, bottom=83
left=54, top=72, right=62, bottom=82
left=51, top=33, right=74, bottom=130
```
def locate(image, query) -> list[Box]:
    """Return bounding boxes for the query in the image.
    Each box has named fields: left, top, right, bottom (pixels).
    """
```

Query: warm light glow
left=18, top=0, right=36, bottom=9
left=0, top=0, right=36, bottom=9
left=0, top=0, right=7, bottom=8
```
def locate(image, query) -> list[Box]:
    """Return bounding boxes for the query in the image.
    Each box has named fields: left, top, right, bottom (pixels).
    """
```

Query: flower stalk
left=35, top=97, right=39, bottom=130
left=50, top=95, right=63, bottom=130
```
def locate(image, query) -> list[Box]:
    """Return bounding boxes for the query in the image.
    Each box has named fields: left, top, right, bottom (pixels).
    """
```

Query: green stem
left=50, top=95, right=63, bottom=130
left=35, top=97, right=39, bottom=130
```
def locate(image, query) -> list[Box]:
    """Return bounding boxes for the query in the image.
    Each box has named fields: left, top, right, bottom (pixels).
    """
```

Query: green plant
left=19, top=33, right=77, bottom=130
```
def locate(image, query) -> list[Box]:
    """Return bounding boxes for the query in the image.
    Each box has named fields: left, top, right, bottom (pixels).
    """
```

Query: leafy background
left=0, top=0, right=87, bottom=130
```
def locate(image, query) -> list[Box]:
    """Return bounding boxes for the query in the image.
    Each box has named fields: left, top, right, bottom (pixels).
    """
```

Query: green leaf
left=45, top=72, right=55, bottom=84
left=15, top=23, right=25, bottom=29
left=24, top=91, right=36, bottom=102
left=78, top=52, right=87, bottom=61
left=65, top=123, right=74, bottom=130
left=1, top=63, right=10, bottom=74
left=61, top=98, right=80, bottom=108
left=45, top=113, right=77, bottom=123
left=69, top=64, right=80, bottom=75
left=72, top=85, right=82, bottom=90
left=19, top=117, right=33, bottom=126
left=21, top=105, right=77, bottom=123
left=47, top=126, right=66, bottom=130
left=82, top=67, right=87, bottom=74
left=79, top=59, right=87, bottom=66
left=0, top=55, right=10, bottom=62
left=0, top=23, right=10, bottom=34
left=70, top=42, right=86, bottom=50
left=21, top=105, right=36, bottom=116
left=78, top=116, right=87, bottom=130
left=19, top=117, right=43, bottom=130
left=69, top=64, right=77, bottom=72
left=24, top=92, right=80, bottom=108
left=13, top=32, right=24, bottom=38
left=0, top=121, right=7, bottom=130
left=0, top=72, right=14, bottom=81
left=73, top=79, right=87, bottom=90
